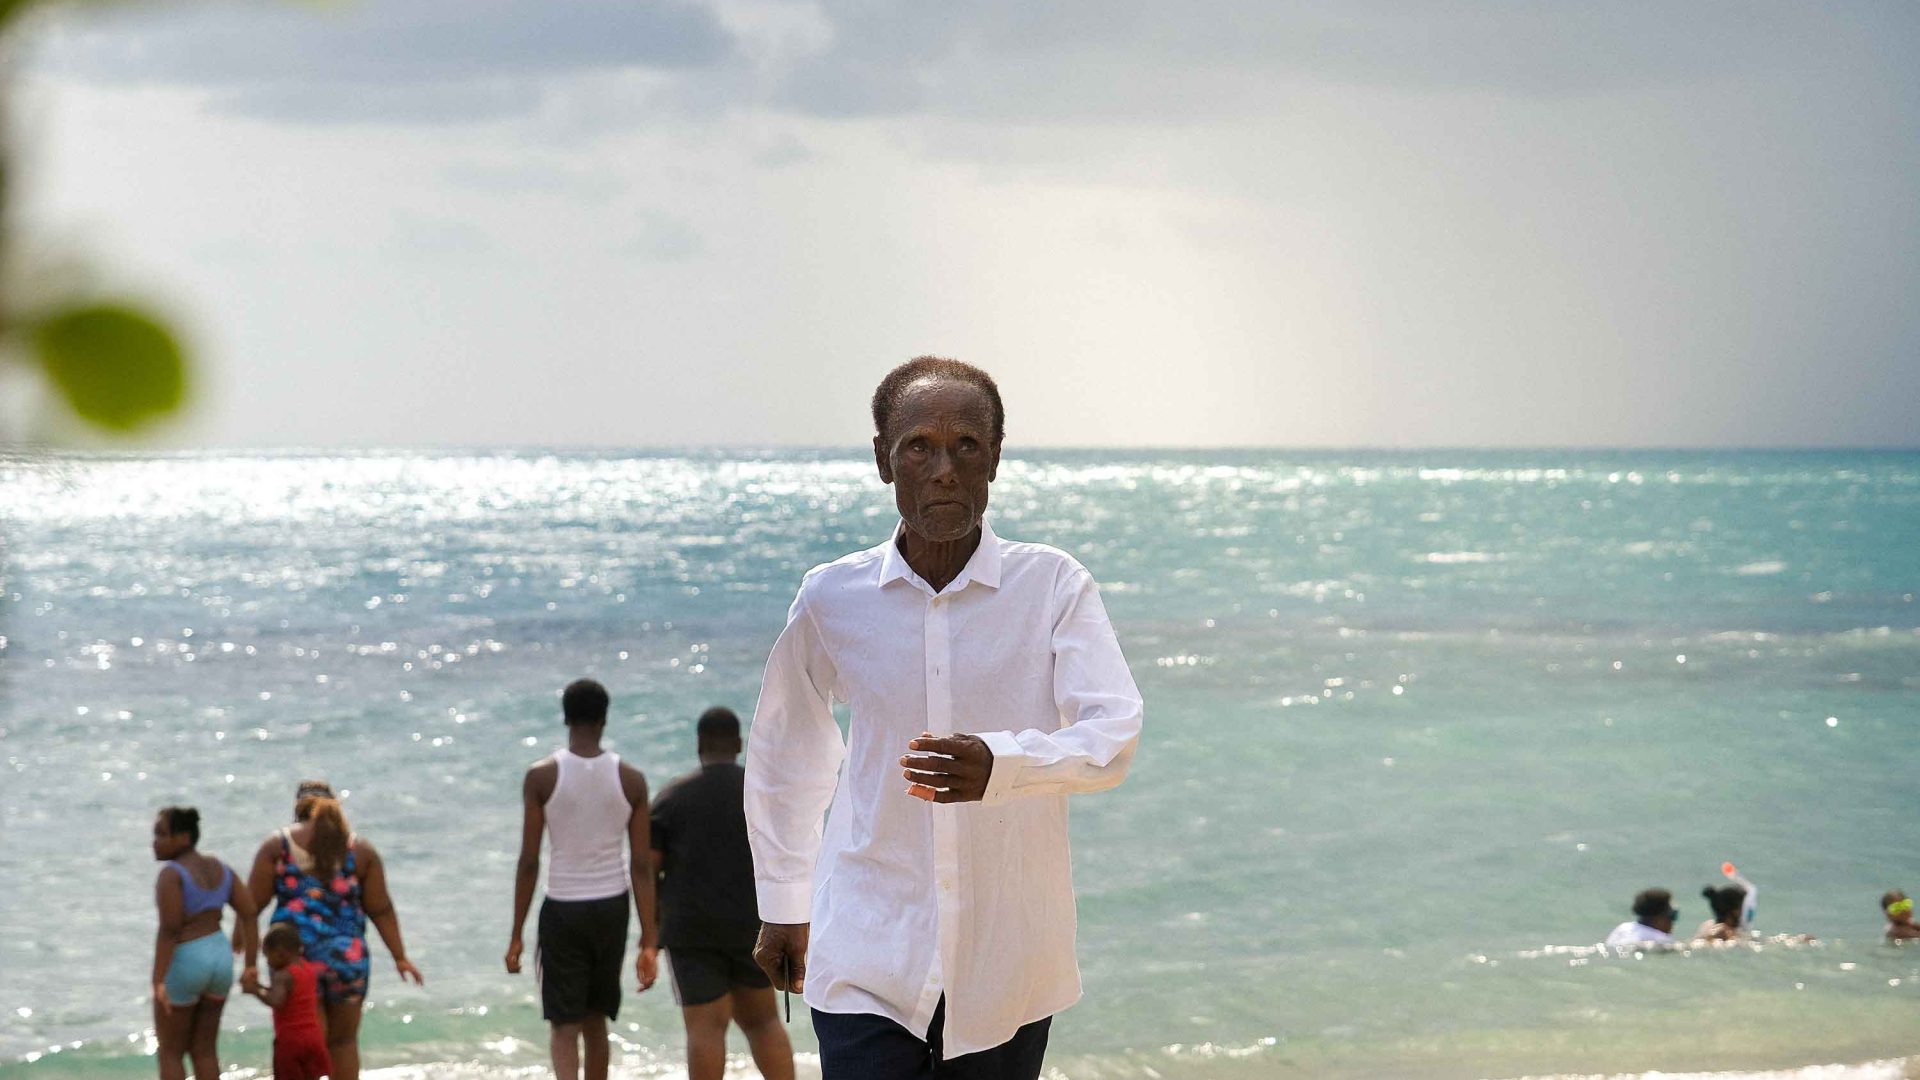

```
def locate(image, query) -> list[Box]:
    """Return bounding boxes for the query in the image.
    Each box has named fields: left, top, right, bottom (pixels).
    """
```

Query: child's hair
left=1702, top=884, right=1747, bottom=925
left=295, top=793, right=351, bottom=879
left=263, top=923, right=303, bottom=954
left=157, top=806, right=201, bottom=846
left=1885, top=889, right=1909, bottom=913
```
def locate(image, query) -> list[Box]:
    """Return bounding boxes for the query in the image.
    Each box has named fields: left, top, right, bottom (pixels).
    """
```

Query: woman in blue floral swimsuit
left=248, top=780, right=424, bottom=1080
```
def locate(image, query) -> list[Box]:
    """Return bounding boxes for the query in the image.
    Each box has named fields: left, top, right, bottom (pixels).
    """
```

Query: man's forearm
left=510, top=866, right=537, bottom=941
left=629, top=866, right=658, bottom=947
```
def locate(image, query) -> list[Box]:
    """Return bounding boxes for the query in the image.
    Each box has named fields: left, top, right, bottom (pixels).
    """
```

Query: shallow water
left=2, top=449, right=1917, bottom=1078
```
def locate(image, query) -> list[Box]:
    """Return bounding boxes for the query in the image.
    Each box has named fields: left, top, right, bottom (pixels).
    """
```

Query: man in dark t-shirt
left=650, top=707, right=795, bottom=1080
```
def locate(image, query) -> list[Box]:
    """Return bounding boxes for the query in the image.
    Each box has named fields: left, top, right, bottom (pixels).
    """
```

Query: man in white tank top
left=506, top=679, right=659, bottom=1080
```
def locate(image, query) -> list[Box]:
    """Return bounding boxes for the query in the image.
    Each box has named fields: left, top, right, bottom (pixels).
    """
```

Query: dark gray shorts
left=667, top=944, right=770, bottom=1007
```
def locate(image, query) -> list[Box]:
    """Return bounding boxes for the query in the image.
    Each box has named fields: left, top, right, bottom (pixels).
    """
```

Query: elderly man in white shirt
left=744, top=356, right=1144, bottom=1079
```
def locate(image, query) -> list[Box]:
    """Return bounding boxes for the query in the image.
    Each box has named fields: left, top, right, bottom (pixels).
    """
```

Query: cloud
left=750, top=132, right=812, bottom=169
left=35, top=0, right=738, bottom=123
left=440, top=157, right=625, bottom=202
left=219, top=79, right=538, bottom=124
left=387, top=212, right=495, bottom=258
left=764, top=1, right=1891, bottom=123
left=614, top=210, right=702, bottom=262
left=18, top=0, right=1920, bottom=449
left=38, top=0, right=1914, bottom=131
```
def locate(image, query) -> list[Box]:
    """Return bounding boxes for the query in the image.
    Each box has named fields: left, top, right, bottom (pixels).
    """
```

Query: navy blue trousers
left=812, top=999, right=1051, bottom=1080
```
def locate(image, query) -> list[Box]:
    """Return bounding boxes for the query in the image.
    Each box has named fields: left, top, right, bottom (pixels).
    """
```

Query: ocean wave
left=1419, top=551, right=1505, bottom=564
left=1498, top=1057, right=1914, bottom=1080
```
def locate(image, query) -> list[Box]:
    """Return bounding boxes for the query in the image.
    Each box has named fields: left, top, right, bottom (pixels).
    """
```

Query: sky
left=10, top=0, right=1920, bottom=448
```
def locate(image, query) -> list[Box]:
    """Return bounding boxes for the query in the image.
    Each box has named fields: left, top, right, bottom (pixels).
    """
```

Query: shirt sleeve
left=743, top=581, right=845, bottom=924
left=977, top=566, right=1142, bottom=805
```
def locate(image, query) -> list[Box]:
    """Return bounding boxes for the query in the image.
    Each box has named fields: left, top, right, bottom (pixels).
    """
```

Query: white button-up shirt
left=1605, top=921, right=1677, bottom=947
left=744, top=520, right=1144, bottom=1058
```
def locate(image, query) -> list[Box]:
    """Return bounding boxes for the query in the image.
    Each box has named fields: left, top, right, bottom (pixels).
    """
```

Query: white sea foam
left=1501, top=1057, right=1914, bottom=1080
left=1421, top=550, right=1502, bottom=563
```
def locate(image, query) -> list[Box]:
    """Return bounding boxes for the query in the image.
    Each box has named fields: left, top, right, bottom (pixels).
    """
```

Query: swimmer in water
left=1884, top=891, right=1920, bottom=942
left=1696, top=884, right=1749, bottom=943
left=1606, top=888, right=1679, bottom=948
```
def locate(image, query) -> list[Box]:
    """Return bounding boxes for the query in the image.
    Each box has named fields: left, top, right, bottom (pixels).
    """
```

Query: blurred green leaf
left=29, top=302, right=188, bottom=431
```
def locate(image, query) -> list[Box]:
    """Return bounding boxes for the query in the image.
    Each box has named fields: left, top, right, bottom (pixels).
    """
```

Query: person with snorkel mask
left=1884, top=891, right=1920, bottom=942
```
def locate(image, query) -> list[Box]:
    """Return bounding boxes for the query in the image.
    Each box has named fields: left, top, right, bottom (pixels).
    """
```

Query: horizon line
left=6, top=442, right=1920, bottom=458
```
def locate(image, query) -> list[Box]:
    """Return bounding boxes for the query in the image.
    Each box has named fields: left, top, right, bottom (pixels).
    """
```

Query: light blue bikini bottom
left=164, top=932, right=233, bottom=1005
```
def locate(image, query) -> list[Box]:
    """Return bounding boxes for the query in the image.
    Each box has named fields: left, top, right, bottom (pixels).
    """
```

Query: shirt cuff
left=976, top=729, right=1026, bottom=806
left=755, top=879, right=814, bottom=924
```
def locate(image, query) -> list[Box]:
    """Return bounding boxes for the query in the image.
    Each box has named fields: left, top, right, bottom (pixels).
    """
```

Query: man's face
left=874, top=377, right=1000, bottom=544
left=1652, top=911, right=1677, bottom=934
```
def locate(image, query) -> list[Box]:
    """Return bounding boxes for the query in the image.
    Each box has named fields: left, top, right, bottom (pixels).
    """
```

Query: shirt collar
left=877, top=517, right=1003, bottom=594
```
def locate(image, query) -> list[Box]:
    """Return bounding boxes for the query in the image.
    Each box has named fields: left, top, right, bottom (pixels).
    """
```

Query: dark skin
left=244, top=941, right=328, bottom=1045
left=246, top=798, right=422, bottom=1080
left=506, top=720, right=659, bottom=989
left=509, top=718, right=657, bottom=1080
left=650, top=732, right=796, bottom=1080
left=1696, top=917, right=1740, bottom=943
left=151, top=817, right=259, bottom=1080
left=1887, top=892, right=1920, bottom=941
left=754, top=375, right=1005, bottom=994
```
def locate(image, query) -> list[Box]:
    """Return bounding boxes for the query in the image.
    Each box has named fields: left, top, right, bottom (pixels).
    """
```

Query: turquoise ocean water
left=1, top=449, right=1916, bottom=1079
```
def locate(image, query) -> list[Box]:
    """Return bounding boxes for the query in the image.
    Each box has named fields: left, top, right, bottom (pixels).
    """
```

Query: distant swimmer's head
left=697, top=705, right=742, bottom=760
left=1702, top=884, right=1747, bottom=927
left=871, top=357, right=1004, bottom=545
left=1632, top=887, right=1678, bottom=933
left=563, top=678, right=610, bottom=729
left=1885, top=890, right=1914, bottom=925
left=152, top=806, right=200, bottom=860
left=263, top=922, right=304, bottom=970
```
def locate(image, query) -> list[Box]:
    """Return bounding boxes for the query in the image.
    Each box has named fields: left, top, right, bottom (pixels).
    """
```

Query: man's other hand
left=901, top=732, right=994, bottom=803
left=754, top=921, right=810, bottom=992
left=637, top=944, right=658, bottom=992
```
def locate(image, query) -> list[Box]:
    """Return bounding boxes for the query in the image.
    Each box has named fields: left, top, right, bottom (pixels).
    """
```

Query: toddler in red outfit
left=247, top=923, right=332, bottom=1079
